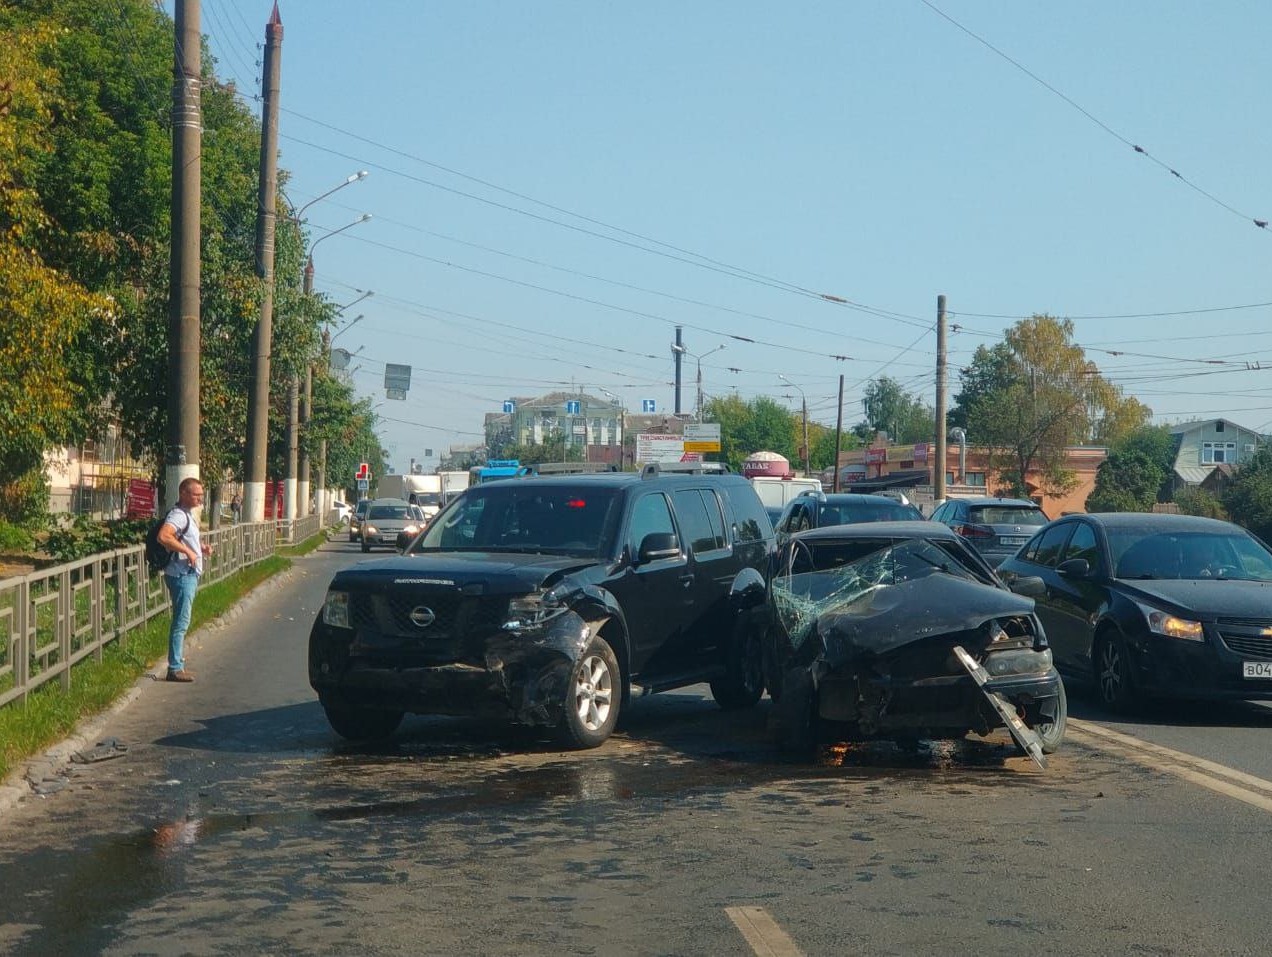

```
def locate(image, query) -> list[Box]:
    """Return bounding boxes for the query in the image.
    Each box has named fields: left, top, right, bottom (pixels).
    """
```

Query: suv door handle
left=678, top=573, right=694, bottom=589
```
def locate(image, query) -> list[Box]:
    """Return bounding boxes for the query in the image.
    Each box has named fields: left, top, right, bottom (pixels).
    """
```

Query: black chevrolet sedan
left=997, top=512, right=1272, bottom=710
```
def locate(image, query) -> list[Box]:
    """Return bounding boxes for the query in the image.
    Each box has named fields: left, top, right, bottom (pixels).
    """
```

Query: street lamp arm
left=308, top=213, right=372, bottom=259
left=293, top=170, right=369, bottom=223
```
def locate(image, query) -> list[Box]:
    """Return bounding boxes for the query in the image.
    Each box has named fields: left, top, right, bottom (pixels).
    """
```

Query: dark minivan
left=309, top=466, right=775, bottom=747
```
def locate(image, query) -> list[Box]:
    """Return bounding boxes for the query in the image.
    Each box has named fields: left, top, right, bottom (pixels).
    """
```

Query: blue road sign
left=642, top=399, right=656, bottom=413
left=566, top=399, right=581, bottom=415
left=503, top=400, right=516, bottom=414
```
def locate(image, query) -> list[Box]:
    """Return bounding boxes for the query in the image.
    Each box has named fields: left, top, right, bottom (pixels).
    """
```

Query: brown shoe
left=166, top=670, right=194, bottom=683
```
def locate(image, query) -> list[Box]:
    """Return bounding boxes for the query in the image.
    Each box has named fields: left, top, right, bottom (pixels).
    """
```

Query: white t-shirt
left=162, top=506, right=203, bottom=577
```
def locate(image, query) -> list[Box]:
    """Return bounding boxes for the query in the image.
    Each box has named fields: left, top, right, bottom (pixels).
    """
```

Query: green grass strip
left=278, top=527, right=332, bottom=558
left=0, top=555, right=291, bottom=782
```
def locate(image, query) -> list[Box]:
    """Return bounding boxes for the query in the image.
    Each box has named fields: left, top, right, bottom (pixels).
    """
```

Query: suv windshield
left=417, top=484, right=622, bottom=556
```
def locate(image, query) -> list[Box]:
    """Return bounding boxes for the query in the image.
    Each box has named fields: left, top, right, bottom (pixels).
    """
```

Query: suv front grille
left=350, top=589, right=510, bottom=662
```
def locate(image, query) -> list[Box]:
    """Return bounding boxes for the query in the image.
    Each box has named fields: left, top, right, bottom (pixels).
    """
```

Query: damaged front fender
left=487, top=609, right=612, bottom=727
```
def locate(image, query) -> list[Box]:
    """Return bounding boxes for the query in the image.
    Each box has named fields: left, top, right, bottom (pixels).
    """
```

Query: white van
left=748, top=476, right=824, bottom=525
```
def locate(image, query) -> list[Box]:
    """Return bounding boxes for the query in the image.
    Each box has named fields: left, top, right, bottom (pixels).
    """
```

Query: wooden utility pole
left=244, top=2, right=283, bottom=522
left=165, top=0, right=202, bottom=507
left=934, top=294, right=948, bottom=501
left=832, top=374, right=844, bottom=492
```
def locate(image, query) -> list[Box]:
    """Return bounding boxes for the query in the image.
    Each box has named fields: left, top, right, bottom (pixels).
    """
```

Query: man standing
left=157, top=477, right=213, bottom=683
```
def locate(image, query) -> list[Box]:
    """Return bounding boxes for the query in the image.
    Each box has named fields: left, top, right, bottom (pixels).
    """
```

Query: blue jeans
left=164, top=572, right=199, bottom=673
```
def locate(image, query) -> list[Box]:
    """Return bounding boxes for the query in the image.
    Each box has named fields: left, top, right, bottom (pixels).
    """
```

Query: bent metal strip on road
left=1068, top=719, right=1272, bottom=815
left=725, top=906, right=806, bottom=957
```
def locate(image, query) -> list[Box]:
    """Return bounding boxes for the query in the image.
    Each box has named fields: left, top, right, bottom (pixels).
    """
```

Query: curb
left=0, top=564, right=301, bottom=816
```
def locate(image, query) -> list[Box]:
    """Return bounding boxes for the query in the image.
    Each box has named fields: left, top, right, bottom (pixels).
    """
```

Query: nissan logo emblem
left=409, top=606, right=436, bottom=628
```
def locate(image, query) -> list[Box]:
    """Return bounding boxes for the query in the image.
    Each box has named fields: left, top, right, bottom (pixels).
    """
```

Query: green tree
left=0, top=21, right=113, bottom=521
left=1086, top=425, right=1175, bottom=512
left=956, top=316, right=1151, bottom=501
left=1222, top=446, right=1272, bottom=542
left=703, top=395, right=797, bottom=471
left=1176, top=486, right=1227, bottom=520
left=854, top=377, right=933, bottom=445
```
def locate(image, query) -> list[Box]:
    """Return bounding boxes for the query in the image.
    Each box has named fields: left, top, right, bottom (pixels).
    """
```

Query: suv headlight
left=323, top=590, right=351, bottom=629
left=503, top=586, right=571, bottom=630
left=1134, top=601, right=1204, bottom=641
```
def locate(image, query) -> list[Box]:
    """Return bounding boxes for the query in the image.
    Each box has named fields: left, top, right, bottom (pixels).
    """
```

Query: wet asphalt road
left=1, top=540, right=1272, bottom=955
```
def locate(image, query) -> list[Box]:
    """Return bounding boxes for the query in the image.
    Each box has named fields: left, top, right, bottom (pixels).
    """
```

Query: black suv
left=309, top=466, right=775, bottom=747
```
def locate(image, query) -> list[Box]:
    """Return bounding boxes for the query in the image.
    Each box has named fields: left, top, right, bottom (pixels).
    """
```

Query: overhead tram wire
left=919, top=0, right=1269, bottom=233
left=313, top=227, right=886, bottom=364
left=320, top=198, right=931, bottom=353
left=279, top=129, right=932, bottom=331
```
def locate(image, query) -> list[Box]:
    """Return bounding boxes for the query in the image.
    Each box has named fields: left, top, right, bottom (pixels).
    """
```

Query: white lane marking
left=1068, top=720, right=1272, bottom=814
left=725, top=906, right=805, bottom=957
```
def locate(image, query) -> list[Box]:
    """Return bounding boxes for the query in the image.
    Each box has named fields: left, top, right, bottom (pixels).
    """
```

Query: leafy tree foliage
left=703, top=395, right=797, bottom=471
left=1086, top=425, right=1175, bottom=512
left=952, top=316, right=1150, bottom=501
left=1175, top=486, right=1227, bottom=521
left=0, top=20, right=112, bottom=520
left=853, top=377, right=933, bottom=445
left=0, top=0, right=367, bottom=525
left=1222, top=446, right=1272, bottom=542
left=808, top=424, right=859, bottom=472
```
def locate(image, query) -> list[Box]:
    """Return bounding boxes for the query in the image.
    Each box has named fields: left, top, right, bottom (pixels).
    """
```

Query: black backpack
left=144, top=510, right=190, bottom=575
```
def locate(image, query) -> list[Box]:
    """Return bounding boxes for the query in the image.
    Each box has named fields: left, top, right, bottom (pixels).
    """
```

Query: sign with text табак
left=682, top=422, right=721, bottom=453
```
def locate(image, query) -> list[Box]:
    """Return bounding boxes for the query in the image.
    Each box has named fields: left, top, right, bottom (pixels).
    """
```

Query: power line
left=919, top=0, right=1269, bottom=233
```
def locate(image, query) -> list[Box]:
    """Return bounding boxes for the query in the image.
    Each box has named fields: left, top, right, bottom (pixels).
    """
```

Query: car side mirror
left=1057, top=557, right=1091, bottom=579
left=1009, top=575, right=1047, bottom=599
left=637, top=532, right=680, bottom=564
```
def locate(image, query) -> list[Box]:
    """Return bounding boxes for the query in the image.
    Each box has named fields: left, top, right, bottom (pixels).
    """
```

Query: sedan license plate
left=1243, top=661, right=1272, bottom=679
left=1000, top=536, right=1028, bottom=546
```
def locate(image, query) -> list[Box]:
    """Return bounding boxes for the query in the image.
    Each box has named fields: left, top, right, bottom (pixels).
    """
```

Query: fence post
left=59, top=567, right=72, bottom=692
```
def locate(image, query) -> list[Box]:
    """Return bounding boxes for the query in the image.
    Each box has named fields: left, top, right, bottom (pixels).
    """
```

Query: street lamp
left=600, top=388, right=627, bottom=469
left=292, top=170, right=369, bottom=223
left=778, top=373, right=810, bottom=476
left=335, top=289, right=374, bottom=314
left=330, top=314, right=364, bottom=343
left=690, top=344, right=726, bottom=422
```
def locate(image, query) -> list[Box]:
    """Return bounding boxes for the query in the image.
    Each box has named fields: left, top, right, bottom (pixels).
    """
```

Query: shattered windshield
left=773, top=537, right=996, bottom=648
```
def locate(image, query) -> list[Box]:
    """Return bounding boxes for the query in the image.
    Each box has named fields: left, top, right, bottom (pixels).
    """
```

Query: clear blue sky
left=192, top=1, right=1272, bottom=471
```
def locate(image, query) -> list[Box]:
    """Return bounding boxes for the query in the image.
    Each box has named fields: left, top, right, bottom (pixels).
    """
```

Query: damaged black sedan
left=764, top=522, right=1066, bottom=763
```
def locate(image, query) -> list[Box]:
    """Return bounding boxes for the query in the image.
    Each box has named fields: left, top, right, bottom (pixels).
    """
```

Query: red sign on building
left=126, top=479, right=157, bottom=519
left=864, top=447, right=887, bottom=466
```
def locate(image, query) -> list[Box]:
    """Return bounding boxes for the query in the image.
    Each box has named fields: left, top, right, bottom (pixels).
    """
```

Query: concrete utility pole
left=672, top=326, right=684, bottom=416
left=244, top=2, right=283, bottom=523
left=165, top=0, right=202, bottom=508
left=935, top=294, right=948, bottom=501
left=285, top=257, right=311, bottom=520
left=833, top=374, right=844, bottom=492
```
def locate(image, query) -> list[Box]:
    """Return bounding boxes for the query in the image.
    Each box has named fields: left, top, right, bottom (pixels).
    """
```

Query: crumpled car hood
left=778, top=573, right=1035, bottom=664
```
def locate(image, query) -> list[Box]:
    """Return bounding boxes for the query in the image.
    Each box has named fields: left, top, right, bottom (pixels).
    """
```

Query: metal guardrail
left=275, top=513, right=321, bottom=545
left=0, top=520, right=282, bottom=708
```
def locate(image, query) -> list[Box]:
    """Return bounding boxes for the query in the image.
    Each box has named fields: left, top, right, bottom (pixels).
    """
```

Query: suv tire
left=558, top=635, right=621, bottom=749
left=321, top=695, right=404, bottom=741
left=709, top=612, right=765, bottom=710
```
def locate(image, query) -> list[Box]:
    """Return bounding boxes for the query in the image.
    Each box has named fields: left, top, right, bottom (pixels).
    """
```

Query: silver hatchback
left=929, top=496, right=1049, bottom=566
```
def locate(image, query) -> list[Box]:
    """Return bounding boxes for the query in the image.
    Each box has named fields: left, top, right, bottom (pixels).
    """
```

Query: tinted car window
left=702, top=489, right=728, bottom=550
left=1061, top=522, right=1101, bottom=570
left=628, top=493, right=677, bottom=553
left=821, top=501, right=923, bottom=524
left=1032, top=523, right=1074, bottom=568
left=726, top=485, right=771, bottom=544
left=969, top=505, right=1047, bottom=526
left=1110, top=529, right=1272, bottom=581
left=672, top=489, right=722, bottom=556
left=1021, top=530, right=1045, bottom=563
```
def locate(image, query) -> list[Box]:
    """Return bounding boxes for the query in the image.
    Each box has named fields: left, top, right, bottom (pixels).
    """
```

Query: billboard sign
left=683, top=422, right=721, bottom=453
left=636, top=434, right=686, bottom=465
